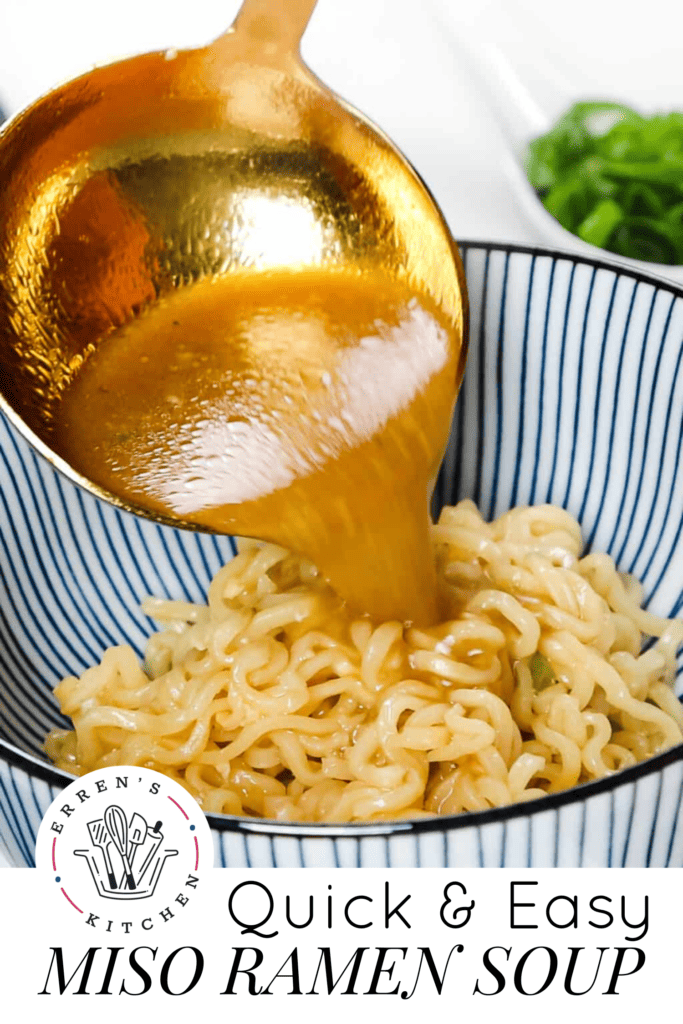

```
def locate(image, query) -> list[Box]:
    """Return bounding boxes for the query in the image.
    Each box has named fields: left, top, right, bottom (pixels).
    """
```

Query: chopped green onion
left=601, top=157, right=683, bottom=186
left=524, top=102, right=683, bottom=264
left=666, top=201, right=683, bottom=226
left=527, top=652, right=556, bottom=691
left=611, top=217, right=683, bottom=264
left=620, top=182, right=667, bottom=217
left=577, top=199, right=623, bottom=247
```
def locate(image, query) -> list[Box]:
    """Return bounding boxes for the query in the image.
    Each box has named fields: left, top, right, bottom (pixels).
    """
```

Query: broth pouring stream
left=51, top=268, right=464, bottom=624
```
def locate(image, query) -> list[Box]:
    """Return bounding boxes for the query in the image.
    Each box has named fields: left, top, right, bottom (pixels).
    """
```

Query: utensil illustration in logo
left=117, top=812, right=147, bottom=889
left=105, top=804, right=135, bottom=890
left=86, top=818, right=117, bottom=889
left=36, top=766, right=212, bottom=930
left=136, top=820, right=164, bottom=887
left=74, top=806, right=178, bottom=900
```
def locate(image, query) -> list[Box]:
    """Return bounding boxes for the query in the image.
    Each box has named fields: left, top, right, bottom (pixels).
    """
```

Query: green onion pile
left=525, top=102, right=683, bottom=264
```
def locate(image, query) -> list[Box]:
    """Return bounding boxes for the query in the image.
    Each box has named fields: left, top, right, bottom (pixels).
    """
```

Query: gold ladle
left=0, top=0, right=468, bottom=622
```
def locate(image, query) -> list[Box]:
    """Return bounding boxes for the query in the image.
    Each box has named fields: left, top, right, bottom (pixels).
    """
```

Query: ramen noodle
left=47, top=501, right=683, bottom=821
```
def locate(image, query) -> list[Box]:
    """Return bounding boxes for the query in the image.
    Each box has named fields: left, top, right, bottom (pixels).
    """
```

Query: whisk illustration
left=74, top=806, right=178, bottom=900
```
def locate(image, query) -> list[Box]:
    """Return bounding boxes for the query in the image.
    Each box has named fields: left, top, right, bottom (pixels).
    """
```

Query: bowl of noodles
left=1, top=240, right=682, bottom=868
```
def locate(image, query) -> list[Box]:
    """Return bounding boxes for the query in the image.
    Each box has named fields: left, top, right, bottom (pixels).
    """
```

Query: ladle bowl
left=0, top=0, right=467, bottom=528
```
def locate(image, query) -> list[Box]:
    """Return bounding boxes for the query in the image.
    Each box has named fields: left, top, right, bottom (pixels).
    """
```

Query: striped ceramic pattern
left=1, top=242, right=682, bottom=867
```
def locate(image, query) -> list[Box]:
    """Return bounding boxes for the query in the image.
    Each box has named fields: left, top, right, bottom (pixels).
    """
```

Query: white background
left=1, top=0, right=682, bottom=869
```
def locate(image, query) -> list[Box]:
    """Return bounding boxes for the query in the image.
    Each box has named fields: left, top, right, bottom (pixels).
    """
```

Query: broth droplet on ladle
left=0, top=0, right=468, bottom=624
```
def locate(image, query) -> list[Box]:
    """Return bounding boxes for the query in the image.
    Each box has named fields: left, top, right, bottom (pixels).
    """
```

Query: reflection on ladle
left=0, top=0, right=468, bottom=624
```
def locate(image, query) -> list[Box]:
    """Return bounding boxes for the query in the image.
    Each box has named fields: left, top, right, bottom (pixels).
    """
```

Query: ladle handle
left=229, top=0, right=319, bottom=53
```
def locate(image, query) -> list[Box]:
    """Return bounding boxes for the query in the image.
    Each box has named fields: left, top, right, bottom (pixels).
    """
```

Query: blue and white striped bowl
left=2, top=241, right=682, bottom=868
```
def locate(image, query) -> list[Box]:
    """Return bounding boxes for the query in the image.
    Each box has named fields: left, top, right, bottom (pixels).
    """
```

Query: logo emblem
left=36, top=766, right=213, bottom=932
left=77, top=806, right=177, bottom=900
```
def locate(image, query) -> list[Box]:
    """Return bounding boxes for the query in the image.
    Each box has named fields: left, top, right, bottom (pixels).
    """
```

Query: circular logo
left=35, top=766, right=213, bottom=934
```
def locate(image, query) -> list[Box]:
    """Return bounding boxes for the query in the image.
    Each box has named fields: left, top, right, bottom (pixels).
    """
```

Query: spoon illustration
left=104, top=805, right=136, bottom=891
left=430, top=0, right=683, bottom=283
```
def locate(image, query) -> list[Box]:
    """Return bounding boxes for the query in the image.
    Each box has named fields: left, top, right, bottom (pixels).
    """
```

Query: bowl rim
left=2, top=733, right=683, bottom=838
left=2, top=237, right=682, bottom=839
